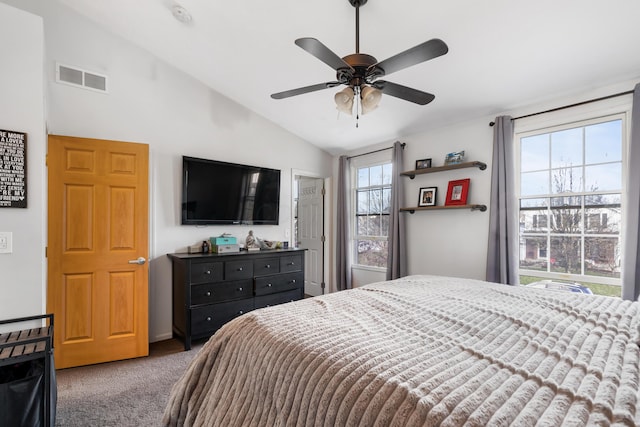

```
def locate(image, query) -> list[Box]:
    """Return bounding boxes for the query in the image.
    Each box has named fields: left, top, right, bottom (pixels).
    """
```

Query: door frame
left=292, top=169, right=331, bottom=295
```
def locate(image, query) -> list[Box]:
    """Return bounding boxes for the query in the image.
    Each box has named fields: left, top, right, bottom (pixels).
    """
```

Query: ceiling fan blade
left=368, top=38, right=448, bottom=77
left=373, top=81, right=435, bottom=105
left=295, top=38, right=355, bottom=72
left=271, top=82, right=341, bottom=100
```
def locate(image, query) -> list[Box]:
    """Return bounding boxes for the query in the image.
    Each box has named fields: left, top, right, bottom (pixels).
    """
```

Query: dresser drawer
left=280, top=254, right=303, bottom=273
left=191, top=299, right=254, bottom=336
left=191, top=279, right=252, bottom=306
left=255, top=271, right=303, bottom=296
left=190, top=261, right=223, bottom=284
left=254, top=257, right=280, bottom=276
left=254, top=288, right=302, bottom=309
left=225, top=260, right=253, bottom=280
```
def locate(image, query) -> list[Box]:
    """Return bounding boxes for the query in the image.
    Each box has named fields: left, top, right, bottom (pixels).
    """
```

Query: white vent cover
left=56, top=63, right=108, bottom=93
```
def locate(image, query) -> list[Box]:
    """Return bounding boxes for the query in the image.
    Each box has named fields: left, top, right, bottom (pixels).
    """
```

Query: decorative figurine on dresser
left=168, top=246, right=306, bottom=350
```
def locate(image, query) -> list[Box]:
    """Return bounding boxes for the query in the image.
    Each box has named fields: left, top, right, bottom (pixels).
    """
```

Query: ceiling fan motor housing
left=348, top=0, right=368, bottom=6
left=338, top=53, right=381, bottom=87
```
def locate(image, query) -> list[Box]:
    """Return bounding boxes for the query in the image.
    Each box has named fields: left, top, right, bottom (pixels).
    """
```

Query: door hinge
left=321, top=235, right=326, bottom=243
left=321, top=187, right=326, bottom=196
left=45, top=247, right=47, bottom=257
left=45, top=154, right=48, bottom=167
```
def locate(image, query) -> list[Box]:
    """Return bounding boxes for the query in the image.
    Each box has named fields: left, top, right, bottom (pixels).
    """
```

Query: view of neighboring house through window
left=517, top=115, right=624, bottom=297
left=353, top=161, right=392, bottom=268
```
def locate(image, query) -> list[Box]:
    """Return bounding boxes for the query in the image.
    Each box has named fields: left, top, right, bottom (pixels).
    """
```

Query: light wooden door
left=297, top=177, right=324, bottom=296
left=47, top=135, right=149, bottom=368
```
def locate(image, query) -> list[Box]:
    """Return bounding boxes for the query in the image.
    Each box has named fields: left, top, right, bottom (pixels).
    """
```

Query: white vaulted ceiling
left=57, top=0, right=640, bottom=154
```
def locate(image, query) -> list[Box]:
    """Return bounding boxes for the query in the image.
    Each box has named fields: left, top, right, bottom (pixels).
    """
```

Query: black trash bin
left=0, top=314, right=56, bottom=427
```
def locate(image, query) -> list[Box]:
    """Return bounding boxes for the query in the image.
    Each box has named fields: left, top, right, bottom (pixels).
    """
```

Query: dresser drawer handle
left=238, top=287, right=243, bottom=292
left=238, top=310, right=244, bottom=315
left=205, top=270, right=211, bottom=275
left=206, top=291, right=212, bottom=297
left=266, top=264, right=271, bottom=268
left=267, top=283, right=272, bottom=287
left=206, top=316, right=212, bottom=321
left=237, top=267, right=243, bottom=271
left=290, top=279, right=296, bottom=284
left=288, top=262, right=295, bottom=266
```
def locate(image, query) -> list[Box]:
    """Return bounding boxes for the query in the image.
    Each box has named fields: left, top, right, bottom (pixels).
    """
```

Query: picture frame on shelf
left=444, top=150, right=465, bottom=166
left=445, top=178, right=470, bottom=206
left=415, top=158, right=432, bottom=170
left=418, top=187, right=437, bottom=207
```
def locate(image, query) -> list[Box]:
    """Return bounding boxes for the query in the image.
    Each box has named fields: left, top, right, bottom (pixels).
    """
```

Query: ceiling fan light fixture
left=360, top=85, right=382, bottom=114
left=335, top=87, right=355, bottom=115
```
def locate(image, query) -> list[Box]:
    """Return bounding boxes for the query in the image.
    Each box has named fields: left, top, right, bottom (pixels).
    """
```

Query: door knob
left=128, top=257, right=146, bottom=265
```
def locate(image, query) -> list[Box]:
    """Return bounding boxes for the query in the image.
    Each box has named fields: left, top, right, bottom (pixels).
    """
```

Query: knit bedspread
left=162, top=275, right=640, bottom=426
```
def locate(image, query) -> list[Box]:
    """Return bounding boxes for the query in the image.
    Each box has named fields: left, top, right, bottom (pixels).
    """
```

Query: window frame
left=350, top=150, right=393, bottom=270
left=515, top=98, right=630, bottom=288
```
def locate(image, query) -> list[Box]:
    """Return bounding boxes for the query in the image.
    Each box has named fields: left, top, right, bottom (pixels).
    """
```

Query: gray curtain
left=486, top=116, right=519, bottom=285
left=336, top=155, right=352, bottom=291
left=386, top=141, right=407, bottom=280
left=622, top=83, right=640, bottom=301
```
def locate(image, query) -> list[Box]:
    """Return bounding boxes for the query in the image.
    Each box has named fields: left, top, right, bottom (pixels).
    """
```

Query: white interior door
left=297, top=177, right=324, bottom=296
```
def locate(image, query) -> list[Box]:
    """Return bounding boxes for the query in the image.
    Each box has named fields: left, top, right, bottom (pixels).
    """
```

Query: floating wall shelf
left=400, top=161, right=487, bottom=179
left=400, top=204, right=487, bottom=213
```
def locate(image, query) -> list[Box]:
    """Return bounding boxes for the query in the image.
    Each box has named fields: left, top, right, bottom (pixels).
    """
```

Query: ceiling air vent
left=56, top=63, right=108, bottom=93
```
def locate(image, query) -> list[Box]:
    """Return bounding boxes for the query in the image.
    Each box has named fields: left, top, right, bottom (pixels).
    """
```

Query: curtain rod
left=347, top=142, right=406, bottom=160
left=489, top=89, right=634, bottom=126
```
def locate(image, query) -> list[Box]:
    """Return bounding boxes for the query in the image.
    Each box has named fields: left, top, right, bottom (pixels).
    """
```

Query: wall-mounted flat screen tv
left=181, top=156, right=281, bottom=225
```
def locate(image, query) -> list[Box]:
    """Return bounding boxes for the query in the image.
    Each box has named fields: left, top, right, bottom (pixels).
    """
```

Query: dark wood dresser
left=168, top=248, right=305, bottom=350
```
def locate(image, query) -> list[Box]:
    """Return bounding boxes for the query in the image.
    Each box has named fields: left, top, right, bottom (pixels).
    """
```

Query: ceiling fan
left=270, top=0, right=448, bottom=115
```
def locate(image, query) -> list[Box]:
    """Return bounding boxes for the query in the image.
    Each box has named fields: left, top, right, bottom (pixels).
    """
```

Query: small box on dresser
left=168, top=248, right=306, bottom=350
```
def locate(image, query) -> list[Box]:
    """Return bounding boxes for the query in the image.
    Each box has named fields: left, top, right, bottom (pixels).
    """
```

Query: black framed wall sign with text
left=0, top=129, right=27, bottom=208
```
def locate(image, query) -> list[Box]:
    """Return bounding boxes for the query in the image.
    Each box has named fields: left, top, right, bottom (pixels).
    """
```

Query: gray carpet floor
left=54, top=340, right=202, bottom=427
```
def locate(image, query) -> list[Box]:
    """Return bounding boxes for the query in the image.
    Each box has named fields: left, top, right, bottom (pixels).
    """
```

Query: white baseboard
left=150, top=332, right=173, bottom=343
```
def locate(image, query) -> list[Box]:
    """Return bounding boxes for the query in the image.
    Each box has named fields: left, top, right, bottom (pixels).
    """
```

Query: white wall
left=0, top=3, right=45, bottom=326
left=400, top=118, right=494, bottom=280
left=2, top=0, right=333, bottom=341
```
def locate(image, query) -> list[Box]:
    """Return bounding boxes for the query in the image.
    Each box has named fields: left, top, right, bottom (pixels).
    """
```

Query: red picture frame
left=445, top=178, right=470, bottom=206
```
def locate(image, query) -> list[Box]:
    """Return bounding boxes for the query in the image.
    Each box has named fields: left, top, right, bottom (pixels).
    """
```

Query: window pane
left=521, top=171, right=549, bottom=196
left=520, top=236, right=547, bottom=271
left=585, top=194, right=621, bottom=234
left=356, top=239, right=388, bottom=267
left=370, top=215, right=382, bottom=236
left=370, top=165, right=382, bottom=186
left=585, top=120, right=622, bottom=164
left=551, top=167, right=583, bottom=193
left=357, top=190, right=369, bottom=214
left=549, top=198, right=582, bottom=233
left=381, top=215, right=389, bottom=236
left=382, top=163, right=393, bottom=185
left=369, top=189, right=382, bottom=214
left=357, top=167, right=369, bottom=188
left=521, top=134, right=549, bottom=171
left=382, top=188, right=391, bottom=214
left=550, top=237, right=581, bottom=274
left=585, top=163, right=622, bottom=192
left=585, top=237, right=620, bottom=278
left=551, top=128, right=582, bottom=168
left=357, top=216, right=369, bottom=235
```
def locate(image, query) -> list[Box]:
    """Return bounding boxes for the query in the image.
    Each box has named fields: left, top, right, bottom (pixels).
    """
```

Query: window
left=353, top=161, right=392, bottom=268
left=517, top=114, right=625, bottom=297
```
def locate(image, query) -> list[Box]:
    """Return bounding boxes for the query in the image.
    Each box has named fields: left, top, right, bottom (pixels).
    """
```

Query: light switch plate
left=0, top=232, right=13, bottom=254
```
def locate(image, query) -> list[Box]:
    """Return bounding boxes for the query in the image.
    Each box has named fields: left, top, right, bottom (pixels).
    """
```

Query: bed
left=162, top=275, right=640, bottom=426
